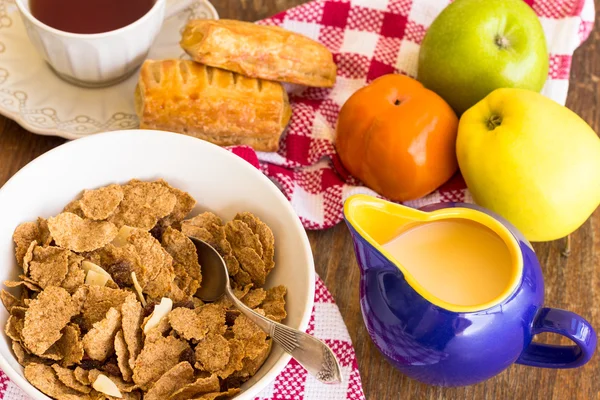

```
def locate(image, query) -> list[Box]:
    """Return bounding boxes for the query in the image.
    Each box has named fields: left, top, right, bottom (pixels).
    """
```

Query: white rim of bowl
left=0, top=129, right=316, bottom=400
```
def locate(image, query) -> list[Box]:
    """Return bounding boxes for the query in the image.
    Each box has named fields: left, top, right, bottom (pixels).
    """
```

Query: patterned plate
left=0, top=0, right=218, bottom=139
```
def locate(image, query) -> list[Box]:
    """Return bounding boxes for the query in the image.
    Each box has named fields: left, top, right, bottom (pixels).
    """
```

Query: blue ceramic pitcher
left=343, top=194, right=596, bottom=387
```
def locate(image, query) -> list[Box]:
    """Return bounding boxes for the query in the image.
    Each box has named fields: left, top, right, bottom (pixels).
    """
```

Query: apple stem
left=487, top=115, right=503, bottom=130
left=495, top=34, right=510, bottom=50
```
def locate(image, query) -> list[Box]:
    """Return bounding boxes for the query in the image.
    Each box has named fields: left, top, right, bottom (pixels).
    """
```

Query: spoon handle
left=226, top=286, right=343, bottom=384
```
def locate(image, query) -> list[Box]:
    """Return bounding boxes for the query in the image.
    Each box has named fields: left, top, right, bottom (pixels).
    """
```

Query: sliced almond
left=111, top=226, right=137, bottom=248
left=85, top=270, right=110, bottom=287
left=131, top=272, right=146, bottom=307
left=143, top=297, right=172, bottom=334
left=92, top=373, right=122, bottom=398
left=81, top=261, right=112, bottom=279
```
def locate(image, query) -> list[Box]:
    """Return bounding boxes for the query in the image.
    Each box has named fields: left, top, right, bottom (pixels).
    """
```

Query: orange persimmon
left=336, top=74, right=459, bottom=201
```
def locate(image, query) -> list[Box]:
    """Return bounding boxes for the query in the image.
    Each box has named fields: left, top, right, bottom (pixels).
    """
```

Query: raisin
left=173, top=300, right=195, bottom=310
left=106, top=261, right=133, bottom=288
left=222, top=375, right=245, bottom=390
left=225, top=310, right=240, bottom=326
left=150, top=222, right=167, bottom=241
left=142, top=301, right=157, bottom=317
left=79, top=358, right=103, bottom=370
left=101, top=357, right=121, bottom=377
left=178, top=347, right=195, bottom=365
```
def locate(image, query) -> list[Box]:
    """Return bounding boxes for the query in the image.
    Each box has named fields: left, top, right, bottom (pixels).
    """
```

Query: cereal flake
left=48, top=212, right=118, bottom=253
left=156, top=180, right=196, bottom=227
left=235, top=212, right=275, bottom=273
left=13, top=219, right=52, bottom=267
left=169, top=374, right=220, bottom=400
left=194, top=334, right=230, bottom=372
left=1, top=289, right=21, bottom=313
left=115, top=330, right=133, bottom=381
left=120, top=294, right=144, bottom=370
left=83, top=307, right=121, bottom=361
left=27, top=246, right=70, bottom=289
left=144, top=362, right=195, bottom=400
left=132, top=335, right=190, bottom=390
left=24, top=363, right=92, bottom=400
left=261, top=285, right=287, bottom=322
left=108, top=180, right=177, bottom=230
left=80, top=184, right=124, bottom=220
left=55, top=324, right=84, bottom=367
left=52, top=364, right=92, bottom=393
left=22, top=286, right=77, bottom=356
left=215, top=339, right=244, bottom=379
left=75, top=285, right=130, bottom=330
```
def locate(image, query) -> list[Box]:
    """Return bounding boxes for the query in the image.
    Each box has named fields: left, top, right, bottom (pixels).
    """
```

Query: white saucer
left=0, top=0, right=218, bottom=139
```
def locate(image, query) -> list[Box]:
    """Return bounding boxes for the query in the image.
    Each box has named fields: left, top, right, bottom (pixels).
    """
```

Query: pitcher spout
left=343, top=194, right=428, bottom=275
left=344, top=194, right=428, bottom=246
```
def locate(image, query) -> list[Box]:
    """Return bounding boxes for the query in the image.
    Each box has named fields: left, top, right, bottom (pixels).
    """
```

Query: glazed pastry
left=134, top=59, right=292, bottom=152
left=180, top=19, right=337, bottom=88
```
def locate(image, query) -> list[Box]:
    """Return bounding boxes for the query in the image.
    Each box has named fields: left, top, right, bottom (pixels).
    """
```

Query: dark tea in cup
left=29, top=0, right=156, bottom=34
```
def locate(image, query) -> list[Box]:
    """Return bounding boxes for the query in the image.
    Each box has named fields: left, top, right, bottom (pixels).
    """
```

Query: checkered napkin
left=233, top=0, right=596, bottom=230
left=0, top=275, right=365, bottom=400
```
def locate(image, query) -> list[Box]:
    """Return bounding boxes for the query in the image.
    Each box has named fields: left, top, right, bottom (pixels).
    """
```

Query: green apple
left=417, top=0, right=548, bottom=115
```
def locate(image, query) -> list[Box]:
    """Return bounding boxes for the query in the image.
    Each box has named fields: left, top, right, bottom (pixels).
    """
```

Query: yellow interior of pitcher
left=344, top=195, right=523, bottom=313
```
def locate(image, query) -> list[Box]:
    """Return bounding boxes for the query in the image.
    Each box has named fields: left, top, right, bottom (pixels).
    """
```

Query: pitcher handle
left=516, top=307, right=596, bottom=368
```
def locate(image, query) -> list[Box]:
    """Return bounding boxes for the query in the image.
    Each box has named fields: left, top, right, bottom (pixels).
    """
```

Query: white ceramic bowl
left=0, top=129, right=315, bottom=400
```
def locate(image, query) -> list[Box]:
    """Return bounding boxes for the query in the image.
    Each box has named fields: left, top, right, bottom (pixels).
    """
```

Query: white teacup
left=15, top=0, right=193, bottom=88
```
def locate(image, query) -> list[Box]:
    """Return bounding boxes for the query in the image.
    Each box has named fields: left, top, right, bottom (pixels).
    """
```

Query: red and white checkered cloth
left=237, top=0, right=595, bottom=230
left=0, top=276, right=366, bottom=400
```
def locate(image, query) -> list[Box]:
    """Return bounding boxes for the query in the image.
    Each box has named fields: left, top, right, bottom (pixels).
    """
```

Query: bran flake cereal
left=242, top=288, right=267, bottom=309
left=162, top=227, right=201, bottom=285
left=48, top=213, right=119, bottom=253
left=82, top=307, right=122, bottom=361
left=261, top=285, right=288, bottom=322
left=13, top=218, right=52, bottom=267
left=73, top=367, right=90, bottom=385
left=195, top=334, right=230, bottom=372
left=27, top=245, right=70, bottom=289
left=24, top=363, right=91, bottom=400
left=22, top=286, right=77, bottom=356
left=224, top=220, right=267, bottom=286
left=55, top=324, right=84, bottom=367
left=1, top=289, right=21, bottom=313
left=169, top=373, right=220, bottom=400
left=80, top=184, right=124, bottom=221
left=63, top=199, right=85, bottom=218
left=144, top=361, right=195, bottom=400
left=52, top=364, right=92, bottom=394
left=132, top=335, right=191, bottom=390
left=115, top=330, right=133, bottom=382
left=120, top=294, right=144, bottom=370
left=4, top=179, right=287, bottom=400
left=108, top=180, right=177, bottom=230
left=156, top=179, right=197, bottom=228
left=235, top=212, right=275, bottom=273
left=74, top=285, right=130, bottom=331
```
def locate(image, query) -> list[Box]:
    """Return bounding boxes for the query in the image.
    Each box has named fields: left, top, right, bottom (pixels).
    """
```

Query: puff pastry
left=134, top=59, right=292, bottom=152
left=180, top=19, right=337, bottom=88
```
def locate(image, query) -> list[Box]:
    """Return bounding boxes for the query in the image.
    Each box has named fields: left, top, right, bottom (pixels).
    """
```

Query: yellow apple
left=457, top=88, right=600, bottom=242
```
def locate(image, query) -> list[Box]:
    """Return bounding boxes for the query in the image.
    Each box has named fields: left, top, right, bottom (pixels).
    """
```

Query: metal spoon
left=189, top=236, right=343, bottom=385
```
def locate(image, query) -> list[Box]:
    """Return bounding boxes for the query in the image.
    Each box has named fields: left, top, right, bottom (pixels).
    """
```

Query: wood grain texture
left=0, top=1, right=598, bottom=399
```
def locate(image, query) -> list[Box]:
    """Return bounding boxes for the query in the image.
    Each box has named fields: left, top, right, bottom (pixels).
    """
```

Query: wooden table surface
left=1, top=1, right=599, bottom=399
